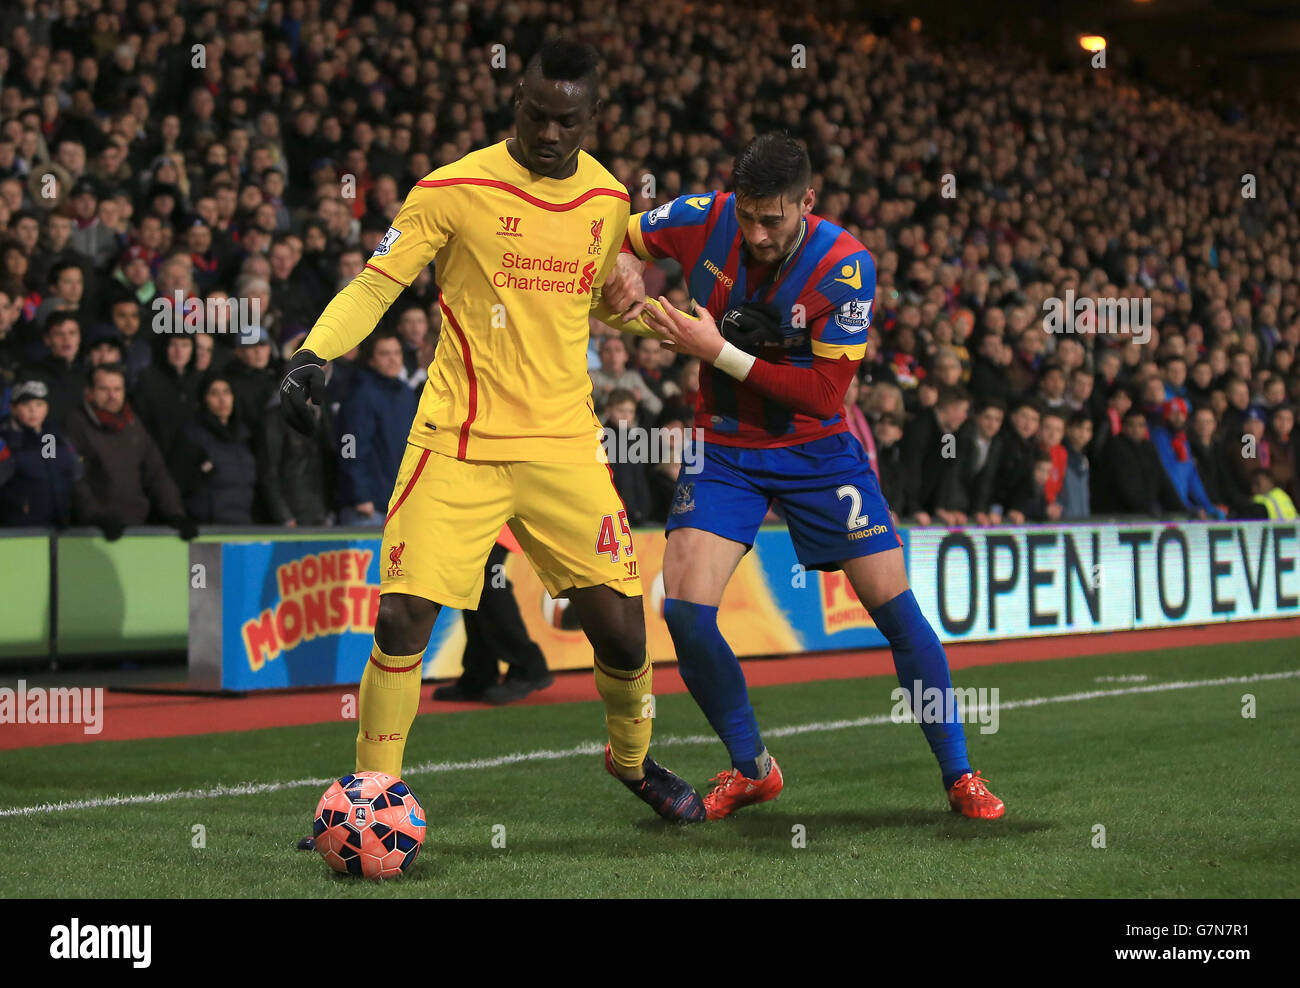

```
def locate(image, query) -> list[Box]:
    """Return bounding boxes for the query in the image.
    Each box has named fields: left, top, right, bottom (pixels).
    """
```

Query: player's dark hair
left=526, top=39, right=600, bottom=92
left=733, top=134, right=812, bottom=203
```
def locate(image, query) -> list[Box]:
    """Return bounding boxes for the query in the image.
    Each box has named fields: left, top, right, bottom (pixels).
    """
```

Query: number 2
left=837, top=485, right=869, bottom=530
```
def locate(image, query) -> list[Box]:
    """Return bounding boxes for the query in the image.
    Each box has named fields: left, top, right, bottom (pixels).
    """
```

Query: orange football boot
left=947, top=770, right=1005, bottom=819
left=702, top=758, right=784, bottom=820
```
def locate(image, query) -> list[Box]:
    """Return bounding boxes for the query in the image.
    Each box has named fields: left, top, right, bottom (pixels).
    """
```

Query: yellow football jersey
left=304, top=141, right=631, bottom=462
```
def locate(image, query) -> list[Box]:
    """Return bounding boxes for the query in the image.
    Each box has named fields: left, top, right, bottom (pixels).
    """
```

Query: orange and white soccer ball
left=313, top=771, right=425, bottom=879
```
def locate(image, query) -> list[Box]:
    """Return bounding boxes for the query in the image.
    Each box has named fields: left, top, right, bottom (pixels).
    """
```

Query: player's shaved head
left=511, top=40, right=601, bottom=179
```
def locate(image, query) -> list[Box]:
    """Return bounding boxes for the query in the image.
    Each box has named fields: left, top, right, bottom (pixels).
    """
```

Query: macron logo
left=50, top=918, right=152, bottom=968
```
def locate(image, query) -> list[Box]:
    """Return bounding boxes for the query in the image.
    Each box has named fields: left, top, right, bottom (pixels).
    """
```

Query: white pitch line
left=1, top=669, right=1296, bottom=819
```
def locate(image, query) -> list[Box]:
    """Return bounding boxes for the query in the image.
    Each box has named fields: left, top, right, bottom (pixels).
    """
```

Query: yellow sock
left=355, top=644, right=424, bottom=777
left=594, top=651, right=653, bottom=776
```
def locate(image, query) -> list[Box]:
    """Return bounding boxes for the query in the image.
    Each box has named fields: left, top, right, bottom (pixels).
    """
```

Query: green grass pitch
left=2, top=637, right=1297, bottom=898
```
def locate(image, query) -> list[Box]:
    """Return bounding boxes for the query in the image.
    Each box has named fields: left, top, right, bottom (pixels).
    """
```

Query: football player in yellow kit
left=282, top=41, right=705, bottom=840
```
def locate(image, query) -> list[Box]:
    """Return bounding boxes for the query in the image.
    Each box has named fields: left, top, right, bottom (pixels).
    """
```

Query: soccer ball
left=313, top=771, right=426, bottom=879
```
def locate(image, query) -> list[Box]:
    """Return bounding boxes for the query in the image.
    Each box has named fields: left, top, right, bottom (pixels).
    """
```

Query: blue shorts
left=665, top=432, right=901, bottom=570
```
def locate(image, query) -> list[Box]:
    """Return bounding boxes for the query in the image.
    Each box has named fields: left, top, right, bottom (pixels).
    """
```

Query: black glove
left=94, top=515, right=126, bottom=542
left=171, top=515, right=199, bottom=541
left=280, top=348, right=327, bottom=435
left=718, top=302, right=783, bottom=354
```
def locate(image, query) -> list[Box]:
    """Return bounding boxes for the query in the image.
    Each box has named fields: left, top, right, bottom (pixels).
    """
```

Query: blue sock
left=662, top=598, right=764, bottom=778
left=870, top=589, right=972, bottom=790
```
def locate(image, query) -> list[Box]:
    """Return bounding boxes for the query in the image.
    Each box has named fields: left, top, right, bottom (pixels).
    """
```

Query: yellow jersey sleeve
left=299, top=267, right=406, bottom=361
left=365, top=181, right=459, bottom=286
left=299, top=180, right=461, bottom=360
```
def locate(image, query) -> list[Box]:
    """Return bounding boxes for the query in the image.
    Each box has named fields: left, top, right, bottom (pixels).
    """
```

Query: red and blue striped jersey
left=627, top=191, right=874, bottom=448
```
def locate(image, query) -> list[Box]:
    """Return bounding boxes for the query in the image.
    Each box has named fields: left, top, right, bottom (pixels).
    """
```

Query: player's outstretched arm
left=644, top=295, right=858, bottom=419
left=279, top=266, right=406, bottom=434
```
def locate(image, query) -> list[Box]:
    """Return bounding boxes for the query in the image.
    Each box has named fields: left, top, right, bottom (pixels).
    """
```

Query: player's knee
left=374, top=594, right=440, bottom=656
left=663, top=597, right=713, bottom=644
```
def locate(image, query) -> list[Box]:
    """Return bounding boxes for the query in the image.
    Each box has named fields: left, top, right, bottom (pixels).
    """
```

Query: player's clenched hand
left=280, top=348, right=327, bottom=435
left=602, top=252, right=647, bottom=319
left=644, top=295, right=723, bottom=362
left=718, top=302, right=783, bottom=354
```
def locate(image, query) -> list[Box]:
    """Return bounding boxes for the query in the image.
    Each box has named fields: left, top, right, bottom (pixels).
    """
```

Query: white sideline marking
left=2, top=669, right=1296, bottom=819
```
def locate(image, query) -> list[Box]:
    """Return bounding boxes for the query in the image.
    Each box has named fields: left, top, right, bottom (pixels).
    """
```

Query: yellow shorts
left=379, top=444, right=644, bottom=608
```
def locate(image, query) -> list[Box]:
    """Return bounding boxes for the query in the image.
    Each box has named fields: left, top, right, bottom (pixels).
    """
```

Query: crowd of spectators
left=0, top=0, right=1297, bottom=536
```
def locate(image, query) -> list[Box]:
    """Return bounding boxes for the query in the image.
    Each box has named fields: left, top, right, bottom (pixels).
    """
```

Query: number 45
left=597, top=509, right=634, bottom=562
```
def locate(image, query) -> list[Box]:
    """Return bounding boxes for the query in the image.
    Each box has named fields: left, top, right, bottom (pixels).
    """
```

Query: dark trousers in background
left=455, top=543, right=549, bottom=692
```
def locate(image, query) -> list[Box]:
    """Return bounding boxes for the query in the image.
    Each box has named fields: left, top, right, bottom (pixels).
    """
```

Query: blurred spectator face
left=600, top=337, right=628, bottom=375
left=1165, top=405, right=1187, bottom=432
left=205, top=379, right=234, bottom=422
left=876, top=418, right=902, bottom=446
left=195, top=333, right=214, bottom=372
left=1264, top=378, right=1286, bottom=407
left=1230, top=351, right=1252, bottom=381
left=1243, top=416, right=1265, bottom=444
left=1066, top=418, right=1093, bottom=451
left=1273, top=408, right=1294, bottom=441
left=123, top=256, right=151, bottom=287
left=1165, top=358, right=1187, bottom=389
left=48, top=213, right=73, bottom=247
left=53, top=265, right=83, bottom=304
left=187, top=224, right=212, bottom=254
left=1227, top=379, right=1250, bottom=411
left=138, top=216, right=164, bottom=250
left=87, top=367, right=126, bottom=414
left=1192, top=408, right=1217, bottom=444
left=1069, top=370, right=1094, bottom=404
left=1032, top=458, right=1052, bottom=489
left=1039, top=414, right=1065, bottom=448
left=46, top=318, right=80, bottom=361
left=195, top=196, right=219, bottom=227
left=237, top=341, right=271, bottom=369
left=937, top=396, right=969, bottom=432
left=166, top=336, right=193, bottom=371
left=339, top=250, right=365, bottom=284
left=91, top=340, right=124, bottom=366
left=369, top=337, right=403, bottom=377
left=606, top=398, right=637, bottom=427
left=111, top=301, right=141, bottom=336
left=1097, top=350, right=1121, bottom=381
left=934, top=355, right=961, bottom=387
left=1191, top=361, right=1213, bottom=390
left=1040, top=366, right=1065, bottom=400
left=635, top=337, right=661, bottom=370
left=975, top=405, right=1004, bottom=439
left=1209, top=390, right=1227, bottom=417
left=269, top=242, right=295, bottom=280
left=1010, top=404, right=1040, bottom=441
left=1142, top=377, right=1166, bottom=406
left=1122, top=413, right=1149, bottom=443
left=14, top=396, right=48, bottom=432
left=397, top=309, right=427, bottom=348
